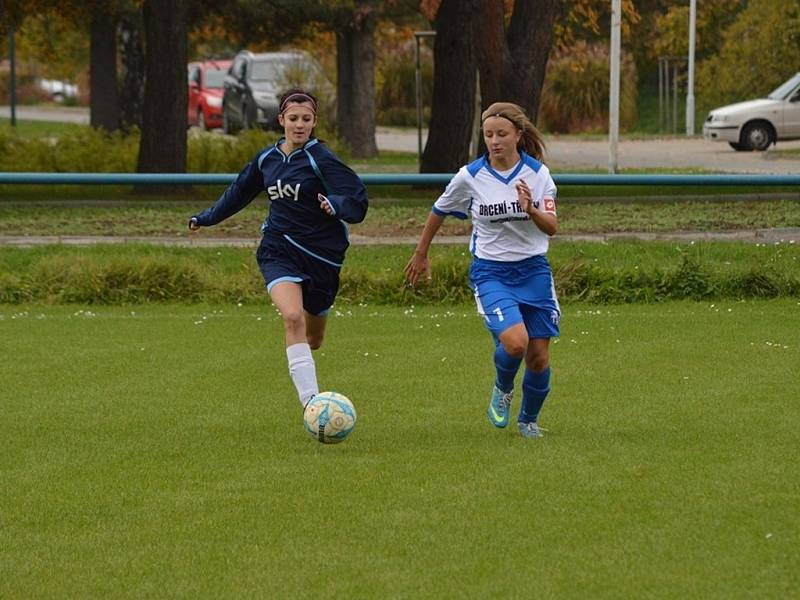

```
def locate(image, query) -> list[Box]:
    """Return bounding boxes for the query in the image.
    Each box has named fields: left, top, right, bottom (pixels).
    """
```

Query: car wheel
left=740, top=122, right=774, bottom=151
left=198, top=109, right=206, bottom=131
left=728, top=142, right=745, bottom=151
left=223, top=107, right=234, bottom=135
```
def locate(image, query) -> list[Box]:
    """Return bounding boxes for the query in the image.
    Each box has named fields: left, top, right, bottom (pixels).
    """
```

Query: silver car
left=222, top=50, right=331, bottom=134
left=703, top=72, right=800, bottom=151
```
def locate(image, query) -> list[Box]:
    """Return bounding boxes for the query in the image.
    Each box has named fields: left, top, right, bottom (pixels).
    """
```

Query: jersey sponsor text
left=267, top=179, right=300, bottom=202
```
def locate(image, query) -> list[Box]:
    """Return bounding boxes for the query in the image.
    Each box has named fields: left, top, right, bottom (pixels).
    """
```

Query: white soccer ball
left=303, top=391, right=357, bottom=444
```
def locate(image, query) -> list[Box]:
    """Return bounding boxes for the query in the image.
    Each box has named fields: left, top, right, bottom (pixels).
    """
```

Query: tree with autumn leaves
left=1, top=1, right=793, bottom=176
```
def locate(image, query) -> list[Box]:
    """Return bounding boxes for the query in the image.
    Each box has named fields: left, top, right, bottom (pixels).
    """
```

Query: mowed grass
left=2, top=196, right=800, bottom=238
left=1, top=301, right=798, bottom=598
left=0, top=118, right=87, bottom=138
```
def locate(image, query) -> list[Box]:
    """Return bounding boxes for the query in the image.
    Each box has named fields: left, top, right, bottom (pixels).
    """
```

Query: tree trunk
left=478, top=0, right=560, bottom=123
left=89, top=11, right=120, bottom=132
left=137, top=0, right=187, bottom=177
left=420, top=0, right=481, bottom=173
left=335, top=1, right=378, bottom=159
left=118, top=10, right=145, bottom=133
left=474, top=0, right=508, bottom=109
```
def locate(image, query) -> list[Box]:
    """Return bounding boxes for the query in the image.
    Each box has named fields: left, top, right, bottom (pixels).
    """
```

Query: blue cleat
left=487, top=386, right=513, bottom=428
left=518, top=421, right=544, bottom=439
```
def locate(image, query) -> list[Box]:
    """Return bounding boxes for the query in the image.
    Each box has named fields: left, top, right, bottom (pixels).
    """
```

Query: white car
left=38, top=78, right=79, bottom=102
left=703, top=72, right=800, bottom=151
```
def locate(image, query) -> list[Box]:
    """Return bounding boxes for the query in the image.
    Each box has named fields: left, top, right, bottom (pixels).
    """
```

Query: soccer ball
left=303, top=391, right=357, bottom=444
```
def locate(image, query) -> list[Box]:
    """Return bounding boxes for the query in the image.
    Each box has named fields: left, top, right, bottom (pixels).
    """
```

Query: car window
left=204, top=70, right=226, bottom=88
left=767, top=73, right=800, bottom=100
left=232, top=57, right=246, bottom=80
left=250, top=56, right=327, bottom=91
left=251, top=60, right=285, bottom=82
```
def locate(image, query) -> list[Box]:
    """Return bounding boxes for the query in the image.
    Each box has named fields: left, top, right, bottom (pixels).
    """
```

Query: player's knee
left=526, top=354, right=549, bottom=372
left=307, top=334, right=324, bottom=350
left=501, top=338, right=527, bottom=359
left=281, top=308, right=306, bottom=334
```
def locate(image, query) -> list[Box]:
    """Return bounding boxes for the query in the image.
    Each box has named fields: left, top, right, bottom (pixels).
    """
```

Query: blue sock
left=494, top=344, right=522, bottom=393
left=519, top=367, right=550, bottom=423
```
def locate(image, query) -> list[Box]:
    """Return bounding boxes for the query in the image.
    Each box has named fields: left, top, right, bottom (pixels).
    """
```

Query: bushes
left=1, top=244, right=797, bottom=306
left=376, top=47, right=433, bottom=127
left=0, top=127, right=279, bottom=174
left=0, top=250, right=263, bottom=304
left=187, top=129, right=279, bottom=173
left=0, top=121, right=350, bottom=173
left=0, top=72, right=51, bottom=105
left=539, top=42, right=638, bottom=134
left=0, top=127, right=139, bottom=173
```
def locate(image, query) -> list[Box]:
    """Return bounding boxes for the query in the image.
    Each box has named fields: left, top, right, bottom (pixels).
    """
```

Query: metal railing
left=1, top=173, right=800, bottom=186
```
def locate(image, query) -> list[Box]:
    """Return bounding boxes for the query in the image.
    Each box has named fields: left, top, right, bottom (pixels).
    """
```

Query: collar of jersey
left=482, top=152, right=526, bottom=184
left=275, top=137, right=319, bottom=162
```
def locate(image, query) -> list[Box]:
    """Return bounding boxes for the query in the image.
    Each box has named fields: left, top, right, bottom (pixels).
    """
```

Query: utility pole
left=686, top=0, right=697, bottom=135
left=608, top=0, right=621, bottom=173
left=414, top=31, right=435, bottom=170
left=8, top=29, right=17, bottom=127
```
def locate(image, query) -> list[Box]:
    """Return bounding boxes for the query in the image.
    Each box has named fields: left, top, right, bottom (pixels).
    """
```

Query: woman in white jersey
left=405, top=101, right=559, bottom=439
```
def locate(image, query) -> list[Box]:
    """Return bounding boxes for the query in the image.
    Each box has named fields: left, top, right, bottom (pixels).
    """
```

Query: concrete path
left=4, top=106, right=800, bottom=174
left=0, top=105, right=90, bottom=124
left=377, top=127, right=800, bottom=175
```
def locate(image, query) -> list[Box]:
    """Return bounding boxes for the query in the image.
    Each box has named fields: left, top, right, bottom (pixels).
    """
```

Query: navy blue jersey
left=193, top=138, right=368, bottom=265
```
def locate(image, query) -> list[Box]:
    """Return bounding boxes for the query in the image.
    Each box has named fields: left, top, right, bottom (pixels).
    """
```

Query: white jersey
left=433, top=152, right=557, bottom=262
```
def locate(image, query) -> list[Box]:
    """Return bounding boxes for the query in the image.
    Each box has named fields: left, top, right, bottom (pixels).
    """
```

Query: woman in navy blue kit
left=190, top=88, right=368, bottom=413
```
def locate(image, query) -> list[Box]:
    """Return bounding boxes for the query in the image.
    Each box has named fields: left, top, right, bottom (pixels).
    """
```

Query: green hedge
left=0, top=125, right=347, bottom=173
left=1, top=242, right=798, bottom=305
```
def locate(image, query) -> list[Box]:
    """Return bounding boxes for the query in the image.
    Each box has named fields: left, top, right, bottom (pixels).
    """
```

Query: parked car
left=222, top=50, right=331, bottom=134
left=188, top=59, right=232, bottom=130
left=703, top=72, right=800, bottom=151
left=37, top=78, right=79, bottom=102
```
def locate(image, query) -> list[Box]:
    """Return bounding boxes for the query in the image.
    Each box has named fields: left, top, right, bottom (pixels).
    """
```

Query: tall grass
left=1, top=241, right=797, bottom=305
left=540, top=42, right=638, bottom=134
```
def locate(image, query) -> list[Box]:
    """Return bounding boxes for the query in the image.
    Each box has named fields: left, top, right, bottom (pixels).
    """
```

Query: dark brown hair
left=279, top=88, right=318, bottom=115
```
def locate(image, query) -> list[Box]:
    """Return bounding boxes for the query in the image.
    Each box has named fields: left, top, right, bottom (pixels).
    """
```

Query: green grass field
left=1, top=301, right=798, bottom=598
left=0, top=118, right=86, bottom=138
left=1, top=196, right=799, bottom=239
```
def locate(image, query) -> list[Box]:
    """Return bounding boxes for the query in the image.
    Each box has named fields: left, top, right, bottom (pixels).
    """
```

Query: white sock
left=286, top=343, right=318, bottom=408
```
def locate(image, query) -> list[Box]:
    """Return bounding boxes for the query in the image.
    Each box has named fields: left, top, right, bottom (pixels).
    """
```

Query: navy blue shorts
left=256, top=235, right=341, bottom=316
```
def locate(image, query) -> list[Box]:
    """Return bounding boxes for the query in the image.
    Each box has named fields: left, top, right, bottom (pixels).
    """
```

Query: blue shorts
left=469, top=255, right=560, bottom=339
left=256, top=235, right=340, bottom=316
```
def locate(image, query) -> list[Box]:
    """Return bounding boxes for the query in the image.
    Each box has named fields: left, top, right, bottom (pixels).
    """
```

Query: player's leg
left=485, top=322, right=529, bottom=428
left=305, top=311, right=328, bottom=350
left=269, top=280, right=319, bottom=408
left=517, top=304, right=559, bottom=438
left=301, top=256, right=339, bottom=352
left=518, top=337, right=551, bottom=438
left=476, top=282, right=526, bottom=428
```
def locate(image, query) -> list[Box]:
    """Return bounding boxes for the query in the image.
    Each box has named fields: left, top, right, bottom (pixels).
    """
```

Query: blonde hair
left=481, top=102, right=545, bottom=161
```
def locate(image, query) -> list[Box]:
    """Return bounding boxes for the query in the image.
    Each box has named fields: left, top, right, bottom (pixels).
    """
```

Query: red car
left=188, top=59, right=232, bottom=130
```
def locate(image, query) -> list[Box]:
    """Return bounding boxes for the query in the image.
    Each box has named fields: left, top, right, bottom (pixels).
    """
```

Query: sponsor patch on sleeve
left=543, top=197, right=556, bottom=214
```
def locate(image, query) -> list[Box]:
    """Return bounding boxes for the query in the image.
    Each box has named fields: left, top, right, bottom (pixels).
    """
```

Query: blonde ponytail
left=481, top=102, right=545, bottom=161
